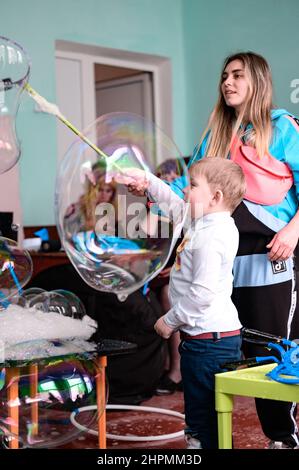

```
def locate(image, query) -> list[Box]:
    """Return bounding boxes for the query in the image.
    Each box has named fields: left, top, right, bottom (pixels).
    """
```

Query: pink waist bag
left=230, top=139, right=293, bottom=205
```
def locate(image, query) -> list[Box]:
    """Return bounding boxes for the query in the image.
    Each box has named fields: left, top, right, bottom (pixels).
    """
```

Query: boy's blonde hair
left=190, top=157, right=246, bottom=212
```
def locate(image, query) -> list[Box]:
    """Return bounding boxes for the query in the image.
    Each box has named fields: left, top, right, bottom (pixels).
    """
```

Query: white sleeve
left=147, top=173, right=186, bottom=224
left=164, top=235, right=224, bottom=329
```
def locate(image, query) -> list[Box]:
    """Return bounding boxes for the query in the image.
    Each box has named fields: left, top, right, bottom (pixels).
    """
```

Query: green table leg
left=216, top=391, right=233, bottom=449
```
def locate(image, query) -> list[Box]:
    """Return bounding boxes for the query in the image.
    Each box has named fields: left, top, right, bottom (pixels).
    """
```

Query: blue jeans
left=179, top=335, right=242, bottom=449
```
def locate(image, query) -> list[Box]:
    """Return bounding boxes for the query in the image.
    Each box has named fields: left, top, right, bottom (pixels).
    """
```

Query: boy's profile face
left=184, top=174, right=215, bottom=219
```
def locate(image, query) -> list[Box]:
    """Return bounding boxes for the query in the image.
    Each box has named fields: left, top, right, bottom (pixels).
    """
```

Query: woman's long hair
left=81, top=173, right=117, bottom=230
left=200, top=52, right=273, bottom=159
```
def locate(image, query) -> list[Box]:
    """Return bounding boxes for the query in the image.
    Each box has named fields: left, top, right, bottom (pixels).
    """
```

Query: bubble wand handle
left=59, top=115, right=108, bottom=159
left=24, top=83, right=109, bottom=160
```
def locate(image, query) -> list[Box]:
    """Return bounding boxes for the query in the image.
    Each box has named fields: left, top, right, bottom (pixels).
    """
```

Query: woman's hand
left=154, top=315, right=174, bottom=339
left=266, top=224, right=299, bottom=261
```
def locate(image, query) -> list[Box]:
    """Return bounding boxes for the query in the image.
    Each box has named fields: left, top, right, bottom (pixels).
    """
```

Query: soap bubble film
left=51, top=290, right=86, bottom=319
left=55, top=112, right=189, bottom=300
left=0, top=355, right=102, bottom=448
left=28, top=291, right=73, bottom=317
left=0, top=36, right=30, bottom=173
left=12, top=287, right=46, bottom=307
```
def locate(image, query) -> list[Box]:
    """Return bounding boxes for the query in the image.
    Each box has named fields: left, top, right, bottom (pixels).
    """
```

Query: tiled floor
left=63, top=391, right=281, bottom=449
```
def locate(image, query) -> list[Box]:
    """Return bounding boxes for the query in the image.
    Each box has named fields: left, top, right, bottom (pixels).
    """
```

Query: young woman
left=81, top=171, right=117, bottom=231
left=186, top=52, right=299, bottom=449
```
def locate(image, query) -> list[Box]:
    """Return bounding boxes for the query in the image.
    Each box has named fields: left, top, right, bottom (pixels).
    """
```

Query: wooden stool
left=3, top=339, right=136, bottom=449
left=5, top=356, right=107, bottom=449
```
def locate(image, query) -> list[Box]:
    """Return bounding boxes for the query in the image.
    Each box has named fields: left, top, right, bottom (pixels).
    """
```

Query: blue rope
left=8, top=263, right=23, bottom=295
left=256, top=339, right=299, bottom=384
left=142, top=282, right=149, bottom=296
left=0, top=291, right=10, bottom=309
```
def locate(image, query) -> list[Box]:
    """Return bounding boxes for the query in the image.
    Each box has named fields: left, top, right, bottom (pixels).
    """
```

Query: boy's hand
left=113, top=167, right=149, bottom=194
left=127, top=184, right=146, bottom=197
left=154, top=315, right=174, bottom=339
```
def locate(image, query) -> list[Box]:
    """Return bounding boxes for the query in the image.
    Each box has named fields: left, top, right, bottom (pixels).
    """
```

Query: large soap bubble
left=0, top=354, right=101, bottom=448
left=0, top=36, right=30, bottom=173
left=0, top=237, right=33, bottom=307
left=55, top=112, right=189, bottom=301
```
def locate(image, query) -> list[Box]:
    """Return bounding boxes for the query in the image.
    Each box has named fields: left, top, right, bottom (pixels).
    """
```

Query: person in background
left=156, top=159, right=181, bottom=183
left=81, top=170, right=117, bottom=232
left=63, top=164, right=117, bottom=239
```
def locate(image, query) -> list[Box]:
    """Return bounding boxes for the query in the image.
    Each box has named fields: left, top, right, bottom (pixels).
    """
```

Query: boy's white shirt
left=147, top=173, right=242, bottom=335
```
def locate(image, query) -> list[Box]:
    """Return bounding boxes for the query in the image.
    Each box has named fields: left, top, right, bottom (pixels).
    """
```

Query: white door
left=95, top=73, right=154, bottom=121
left=95, top=73, right=155, bottom=227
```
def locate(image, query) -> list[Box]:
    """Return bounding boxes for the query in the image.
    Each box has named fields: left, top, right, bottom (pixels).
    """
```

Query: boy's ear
left=212, top=189, right=224, bottom=205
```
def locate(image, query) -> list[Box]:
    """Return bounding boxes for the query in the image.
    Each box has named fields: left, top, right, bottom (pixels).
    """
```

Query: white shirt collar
left=202, top=211, right=231, bottom=224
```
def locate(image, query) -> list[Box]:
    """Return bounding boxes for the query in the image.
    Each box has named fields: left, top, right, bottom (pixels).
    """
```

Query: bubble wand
left=24, top=83, right=109, bottom=160
left=23, top=84, right=136, bottom=181
left=23, top=84, right=146, bottom=263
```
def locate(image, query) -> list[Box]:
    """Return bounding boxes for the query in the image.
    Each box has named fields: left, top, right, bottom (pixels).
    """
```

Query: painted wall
left=0, top=0, right=186, bottom=225
left=1, top=0, right=299, bottom=225
left=182, top=0, right=299, bottom=147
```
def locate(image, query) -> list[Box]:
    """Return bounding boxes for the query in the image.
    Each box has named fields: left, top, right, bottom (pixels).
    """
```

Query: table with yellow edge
left=215, top=363, right=299, bottom=449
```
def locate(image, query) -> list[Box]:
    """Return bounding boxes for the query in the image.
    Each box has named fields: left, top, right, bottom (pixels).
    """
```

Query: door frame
left=55, top=40, right=173, bottom=163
